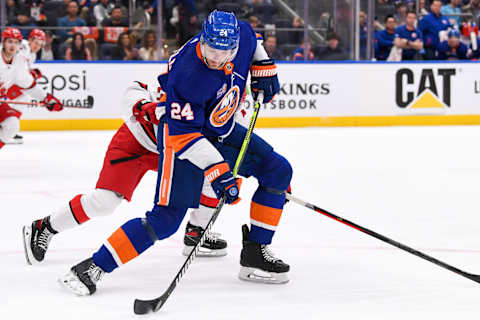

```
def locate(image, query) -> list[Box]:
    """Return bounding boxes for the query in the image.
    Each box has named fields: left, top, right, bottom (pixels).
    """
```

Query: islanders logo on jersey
left=210, top=85, right=240, bottom=128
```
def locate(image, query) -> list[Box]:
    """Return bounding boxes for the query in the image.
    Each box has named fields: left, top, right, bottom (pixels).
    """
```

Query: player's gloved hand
left=30, top=68, right=43, bottom=80
left=132, top=100, right=160, bottom=125
left=43, top=93, right=63, bottom=112
left=205, top=161, right=241, bottom=205
left=250, top=58, right=280, bottom=103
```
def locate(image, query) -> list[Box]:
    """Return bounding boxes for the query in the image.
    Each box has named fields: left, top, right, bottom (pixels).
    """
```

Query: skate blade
left=238, top=266, right=289, bottom=284
left=22, top=225, right=35, bottom=265
left=58, top=270, right=91, bottom=296
left=182, top=245, right=227, bottom=257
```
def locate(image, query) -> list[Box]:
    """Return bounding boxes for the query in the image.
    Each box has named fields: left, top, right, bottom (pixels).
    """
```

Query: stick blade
left=464, top=273, right=480, bottom=284
left=134, top=297, right=165, bottom=315
left=86, top=95, right=94, bottom=108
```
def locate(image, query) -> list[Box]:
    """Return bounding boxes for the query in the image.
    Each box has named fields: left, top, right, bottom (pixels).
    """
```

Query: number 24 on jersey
left=171, top=102, right=194, bottom=121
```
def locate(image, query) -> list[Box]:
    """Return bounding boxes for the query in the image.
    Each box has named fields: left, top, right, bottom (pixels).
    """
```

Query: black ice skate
left=22, top=216, right=57, bottom=265
left=239, top=224, right=289, bottom=284
left=183, top=222, right=227, bottom=257
left=58, top=258, right=105, bottom=296
left=7, top=134, right=23, bottom=144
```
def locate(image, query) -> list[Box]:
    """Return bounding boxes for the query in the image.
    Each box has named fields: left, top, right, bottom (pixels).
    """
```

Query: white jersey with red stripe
left=122, top=81, right=166, bottom=154
left=0, top=51, right=47, bottom=111
left=19, top=39, right=37, bottom=68
left=121, top=80, right=249, bottom=156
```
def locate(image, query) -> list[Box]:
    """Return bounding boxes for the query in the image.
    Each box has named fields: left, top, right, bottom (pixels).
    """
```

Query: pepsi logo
left=210, top=85, right=240, bottom=127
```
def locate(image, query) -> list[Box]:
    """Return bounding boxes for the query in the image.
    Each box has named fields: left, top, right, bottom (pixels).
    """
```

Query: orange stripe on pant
left=158, top=124, right=174, bottom=206
left=107, top=227, right=139, bottom=264
left=250, top=201, right=283, bottom=229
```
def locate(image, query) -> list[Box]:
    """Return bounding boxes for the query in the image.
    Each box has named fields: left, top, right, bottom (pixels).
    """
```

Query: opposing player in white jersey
left=0, top=27, right=63, bottom=150
left=19, top=28, right=46, bottom=67
left=9, top=28, right=47, bottom=144
left=22, top=80, right=229, bottom=265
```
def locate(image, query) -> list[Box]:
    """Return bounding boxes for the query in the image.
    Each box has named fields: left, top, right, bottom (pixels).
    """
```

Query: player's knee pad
left=145, top=205, right=187, bottom=240
left=256, top=151, right=292, bottom=191
left=0, top=116, right=19, bottom=142
left=79, top=189, right=123, bottom=218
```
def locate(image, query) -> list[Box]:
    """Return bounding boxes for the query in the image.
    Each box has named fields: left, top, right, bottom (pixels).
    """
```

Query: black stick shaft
left=286, top=194, right=480, bottom=284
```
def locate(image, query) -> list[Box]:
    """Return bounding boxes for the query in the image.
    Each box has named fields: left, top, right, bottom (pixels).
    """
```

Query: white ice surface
left=2, top=126, right=480, bottom=319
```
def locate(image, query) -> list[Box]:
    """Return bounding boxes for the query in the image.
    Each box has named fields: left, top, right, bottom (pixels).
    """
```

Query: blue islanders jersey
left=394, top=25, right=423, bottom=60
left=154, top=20, right=259, bottom=208
left=437, top=40, right=468, bottom=60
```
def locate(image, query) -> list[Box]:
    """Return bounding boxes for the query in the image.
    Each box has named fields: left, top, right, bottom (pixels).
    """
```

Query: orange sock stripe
left=107, top=228, right=139, bottom=264
left=250, top=202, right=283, bottom=227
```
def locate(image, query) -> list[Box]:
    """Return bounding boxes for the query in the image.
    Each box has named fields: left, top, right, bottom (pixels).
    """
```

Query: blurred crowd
left=371, top=0, right=480, bottom=60
left=3, top=0, right=480, bottom=61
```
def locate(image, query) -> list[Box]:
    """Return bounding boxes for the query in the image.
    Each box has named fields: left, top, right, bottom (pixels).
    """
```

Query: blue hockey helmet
left=201, top=10, right=240, bottom=51
left=448, top=29, right=460, bottom=38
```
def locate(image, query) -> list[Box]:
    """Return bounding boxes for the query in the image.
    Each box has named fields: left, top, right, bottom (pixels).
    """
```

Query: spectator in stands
left=262, top=35, right=284, bottom=60
left=39, top=31, right=60, bottom=60
left=318, top=32, right=347, bottom=61
left=6, top=0, right=17, bottom=25
left=441, top=0, right=463, bottom=27
left=374, top=14, right=396, bottom=60
left=133, top=1, right=153, bottom=37
left=418, top=0, right=429, bottom=16
left=176, top=0, right=198, bottom=47
left=57, top=1, right=87, bottom=42
left=10, top=7, right=37, bottom=39
left=57, top=0, right=72, bottom=20
left=462, top=0, right=480, bottom=23
left=437, top=28, right=469, bottom=59
left=360, top=10, right=368, bottom=59
left=65, top=32, right=92, bottom=60
left=93, top=0, right=114, bottom=27
left=249, top=15, right=260, bottom=30
left=111, top=32, right=140, bottom=60
left=293, top=39, right=314, bottom=61
left=395, top=2, right=408, bottom=25
left=139, top=30, right=158, bottom=61
left=289, top=16, right=304, bottom=45
left=102, top=5, right=128, bottom=27
left=394, top=11, right=424, bottom=60
left=419, top=0, right=452, bottom=60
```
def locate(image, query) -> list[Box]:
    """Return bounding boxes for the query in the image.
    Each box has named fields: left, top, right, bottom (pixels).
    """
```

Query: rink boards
left=18, top=61, right=480, bottom=130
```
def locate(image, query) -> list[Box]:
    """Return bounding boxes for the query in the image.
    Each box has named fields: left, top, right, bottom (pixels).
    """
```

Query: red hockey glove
left=132, top=100, right=160, bottom=125
left=30, top=68, right=43, bottom=80
left=43, top=93, right=63, bottom=112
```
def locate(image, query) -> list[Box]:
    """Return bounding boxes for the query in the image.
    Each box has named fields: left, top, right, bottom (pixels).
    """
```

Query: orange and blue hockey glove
left=205, top=161, right=241, bottom=205
left=250, top=58, right=280, bottom=103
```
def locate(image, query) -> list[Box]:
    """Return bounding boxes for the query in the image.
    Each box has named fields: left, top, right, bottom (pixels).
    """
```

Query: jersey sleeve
left=165, top=75, right=224, bottom=170
left=15, top=55, right=47, bottom=101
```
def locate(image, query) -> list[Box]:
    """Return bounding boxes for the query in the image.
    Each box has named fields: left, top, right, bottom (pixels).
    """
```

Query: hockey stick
left=133, top=92, right=264, bottom=315
left=3, top=95, right=94, bottom=109
left=286, top=193, right=480, bottom=284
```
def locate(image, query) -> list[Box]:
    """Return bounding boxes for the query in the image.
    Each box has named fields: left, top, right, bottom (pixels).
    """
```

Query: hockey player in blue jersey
left=59, top=10, right=293, bottom=296
left=437, top=29, right=469, bottom=60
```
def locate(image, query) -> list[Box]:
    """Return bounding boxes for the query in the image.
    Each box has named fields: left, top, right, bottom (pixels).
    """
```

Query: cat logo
left=395, top=68, right=456, bottom=109
left=210, top=85, right=240, bottom=127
